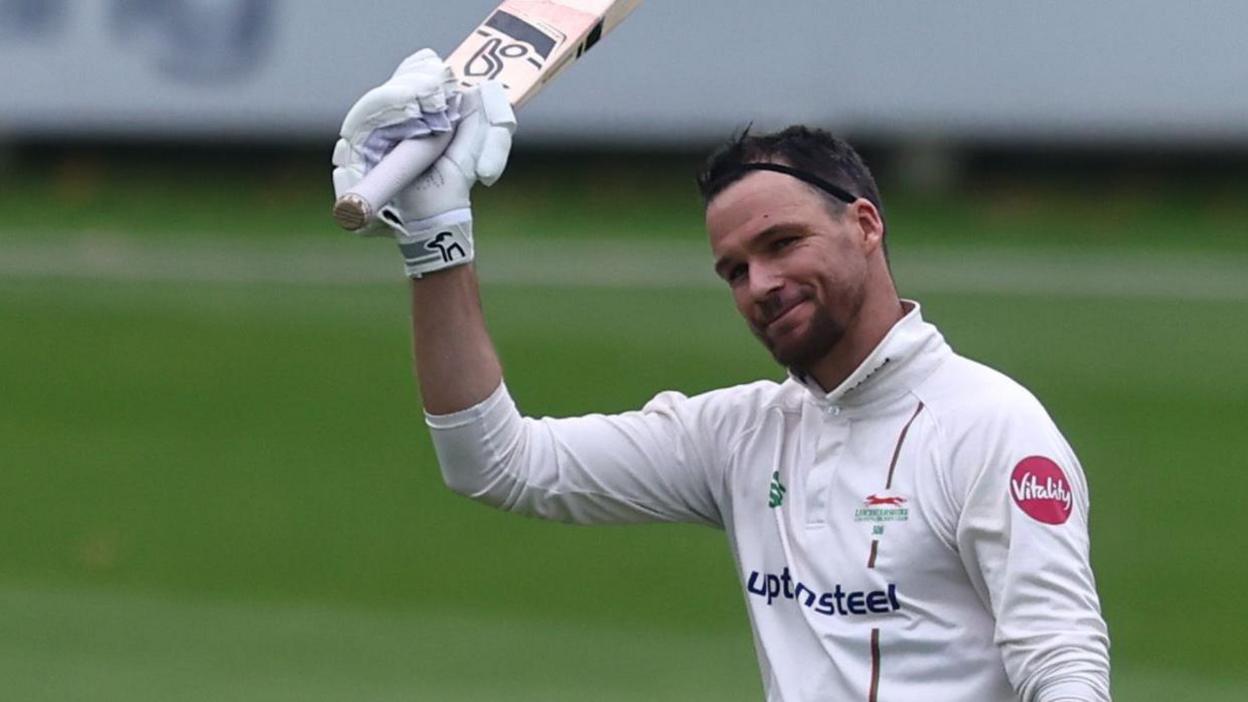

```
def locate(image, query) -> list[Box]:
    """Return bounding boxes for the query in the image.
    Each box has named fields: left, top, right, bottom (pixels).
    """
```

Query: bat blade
left=333, top=0, right=642, bottom=231
left=450, top=0, right=641, bottom=108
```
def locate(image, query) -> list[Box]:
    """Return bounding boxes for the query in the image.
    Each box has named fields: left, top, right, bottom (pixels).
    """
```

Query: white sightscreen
left=2, top=0, right=1246, bottom=145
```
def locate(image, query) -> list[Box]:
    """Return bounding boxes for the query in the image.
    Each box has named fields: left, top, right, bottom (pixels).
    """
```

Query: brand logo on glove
left=1010, top=456, right=1073, bottom=525
left=426, top=232, right=466, bottom=263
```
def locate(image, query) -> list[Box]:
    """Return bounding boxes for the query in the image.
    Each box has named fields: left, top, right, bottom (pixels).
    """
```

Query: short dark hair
left=696, top=126, right=884, bottom=225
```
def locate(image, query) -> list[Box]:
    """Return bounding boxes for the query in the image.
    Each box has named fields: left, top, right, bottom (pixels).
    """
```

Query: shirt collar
left=788, top=300, right=949, bottom=409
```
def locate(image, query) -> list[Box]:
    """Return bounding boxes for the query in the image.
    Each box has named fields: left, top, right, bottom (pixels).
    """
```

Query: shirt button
left=825, top=405, right=841, bottom=416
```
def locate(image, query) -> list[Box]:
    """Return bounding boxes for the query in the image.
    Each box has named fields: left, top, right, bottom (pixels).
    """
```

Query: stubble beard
left=756, top=283, right=865, bottom=376
left=765, top=302, right=845, bottom=372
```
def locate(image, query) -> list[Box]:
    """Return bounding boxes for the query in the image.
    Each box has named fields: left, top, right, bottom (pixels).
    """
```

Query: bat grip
left=332, top=132, right=455, bottom=231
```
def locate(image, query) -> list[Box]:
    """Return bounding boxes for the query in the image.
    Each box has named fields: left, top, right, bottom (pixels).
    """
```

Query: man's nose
left=747, top=261, right=784, bottom=302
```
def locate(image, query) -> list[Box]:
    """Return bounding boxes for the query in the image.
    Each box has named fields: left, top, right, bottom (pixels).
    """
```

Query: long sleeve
left=425, top=381, right=726, bottom=527
left=950, top=392, right=1111, bottom=702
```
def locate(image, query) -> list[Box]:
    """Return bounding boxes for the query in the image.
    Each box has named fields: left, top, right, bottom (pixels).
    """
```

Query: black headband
left=713, top=163, right=859, bottom=205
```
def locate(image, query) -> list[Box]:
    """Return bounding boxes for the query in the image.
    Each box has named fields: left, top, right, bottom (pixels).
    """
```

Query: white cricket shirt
left=426, top=301, right=1111, bottom=701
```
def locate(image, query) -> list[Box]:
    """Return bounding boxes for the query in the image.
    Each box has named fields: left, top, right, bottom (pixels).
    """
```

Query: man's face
left=706, top=171, right=870, bottom=373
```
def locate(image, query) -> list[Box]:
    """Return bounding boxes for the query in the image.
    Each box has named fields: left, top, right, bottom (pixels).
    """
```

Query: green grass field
left=2, top=151, right=1247, bottom=699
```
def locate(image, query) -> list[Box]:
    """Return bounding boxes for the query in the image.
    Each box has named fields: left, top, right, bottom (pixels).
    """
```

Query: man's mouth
left=763, top=299, right=807, bottom=333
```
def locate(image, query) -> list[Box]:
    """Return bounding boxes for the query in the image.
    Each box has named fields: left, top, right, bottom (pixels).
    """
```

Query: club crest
left=854, top=493, right=909, bottom=523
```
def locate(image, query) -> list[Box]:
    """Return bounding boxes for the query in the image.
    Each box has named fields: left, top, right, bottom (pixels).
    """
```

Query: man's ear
left=852, top=199, right=885, bottom=255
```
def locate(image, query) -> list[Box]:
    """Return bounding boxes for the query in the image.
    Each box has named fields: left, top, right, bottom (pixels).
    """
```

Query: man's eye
left=771, top=236, right=798, bottom=251
left=726, top=264, right=747, bottom=284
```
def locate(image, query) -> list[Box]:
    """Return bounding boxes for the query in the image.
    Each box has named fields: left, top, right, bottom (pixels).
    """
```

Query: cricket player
left=332, top=52, right=1112, bottom=701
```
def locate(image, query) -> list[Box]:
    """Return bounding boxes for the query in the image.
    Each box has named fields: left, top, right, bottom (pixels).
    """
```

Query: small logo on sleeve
left=1010, top=456, right=1073, bottom=525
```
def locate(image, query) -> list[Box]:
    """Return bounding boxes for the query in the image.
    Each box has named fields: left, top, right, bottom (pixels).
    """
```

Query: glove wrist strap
left=389, top=208, right=475, bottom=278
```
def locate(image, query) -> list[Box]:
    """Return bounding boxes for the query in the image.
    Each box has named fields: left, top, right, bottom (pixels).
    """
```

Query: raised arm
left=331, top=51, right=725, bottom=526
left=331, top=50, right=515, bottom=413
left=408, top=266, right=502, bottom=414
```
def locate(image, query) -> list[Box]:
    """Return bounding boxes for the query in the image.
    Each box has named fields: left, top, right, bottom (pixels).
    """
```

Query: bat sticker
left=462, top=10, right=566, bottom=81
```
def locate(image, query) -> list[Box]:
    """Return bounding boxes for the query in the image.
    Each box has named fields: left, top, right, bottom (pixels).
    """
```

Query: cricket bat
left=333, top=0, right=643, bottom=231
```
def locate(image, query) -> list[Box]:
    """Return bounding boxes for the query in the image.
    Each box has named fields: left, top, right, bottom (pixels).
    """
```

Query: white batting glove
left=333, top=49, right=459, bottom=236
left=385, top=83, right=515, bottom=277
left=332, top=49, right=516, bottom=278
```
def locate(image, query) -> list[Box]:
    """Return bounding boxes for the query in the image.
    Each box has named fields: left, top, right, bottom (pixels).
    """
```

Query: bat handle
left=332, top=131, right=455, bottom=231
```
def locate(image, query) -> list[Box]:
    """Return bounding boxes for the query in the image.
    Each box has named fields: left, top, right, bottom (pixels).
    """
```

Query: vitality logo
left=1011, top=456, right=1073, bottom=525
left=768, top=471, right=786, bottom=508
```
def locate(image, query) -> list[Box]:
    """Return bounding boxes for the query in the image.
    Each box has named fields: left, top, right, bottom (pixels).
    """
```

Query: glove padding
left=333, top=49, right=459, bottom=238
left=332, top=49, right=516, bottom=278
left=383, top=82, right=514, bottom=276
